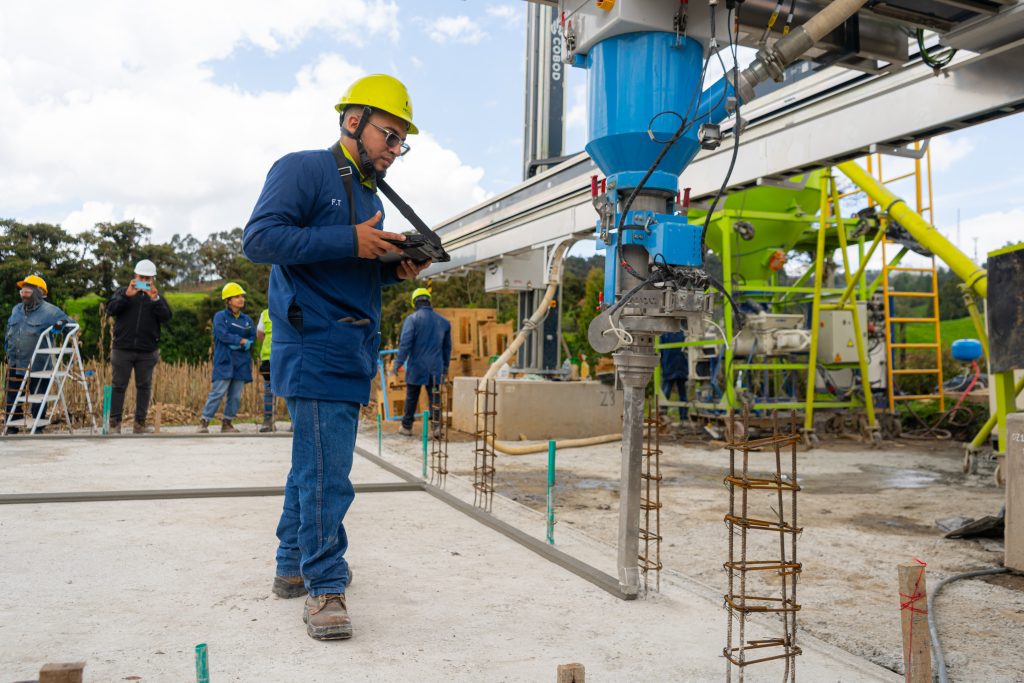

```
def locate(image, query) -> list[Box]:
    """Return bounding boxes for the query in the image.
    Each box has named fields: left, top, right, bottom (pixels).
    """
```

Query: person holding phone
left=105, top=259, right=172, bottom=434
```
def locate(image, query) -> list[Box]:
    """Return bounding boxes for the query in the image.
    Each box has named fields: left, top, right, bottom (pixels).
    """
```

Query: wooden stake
left=556, top=662, right=585, bottom=683
left=154, top=403, right=162, bottom=433
left=39, top=662, right=85, bottom=683
left=898, top=563, right=932, bottom=683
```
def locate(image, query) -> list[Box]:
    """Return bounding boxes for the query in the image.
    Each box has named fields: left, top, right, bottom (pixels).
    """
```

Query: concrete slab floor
left=0, top=436, right=900, bottom=682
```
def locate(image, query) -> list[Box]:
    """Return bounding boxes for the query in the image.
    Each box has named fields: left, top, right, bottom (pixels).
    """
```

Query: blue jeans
left=201, top=378, right=246, bottom=420
left=275, top=397, right=357, bottom=596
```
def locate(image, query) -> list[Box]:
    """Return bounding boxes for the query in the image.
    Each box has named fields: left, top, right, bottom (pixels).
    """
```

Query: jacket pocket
left=325, top=319, right=374, bottom=377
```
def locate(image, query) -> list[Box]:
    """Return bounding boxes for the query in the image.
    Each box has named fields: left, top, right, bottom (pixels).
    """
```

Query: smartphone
left=135, top=280, right=151, bottom=291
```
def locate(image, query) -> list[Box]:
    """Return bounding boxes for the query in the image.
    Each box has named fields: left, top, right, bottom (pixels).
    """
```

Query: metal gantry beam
left=424, top=38, right=1024, bottom=278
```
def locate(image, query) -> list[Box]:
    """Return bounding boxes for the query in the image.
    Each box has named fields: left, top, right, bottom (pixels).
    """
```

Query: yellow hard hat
left=335, top=74, right=418, bottom=135
left=17, top=274, right=48, bottom=295
left=221, top=282, right=246, bottom=300
left=411, top=287, right=431, bottom=307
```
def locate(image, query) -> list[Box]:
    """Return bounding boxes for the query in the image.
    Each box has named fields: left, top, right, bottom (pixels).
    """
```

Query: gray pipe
left=732, top=0, right=869, bottom=102
left=927, top=566, right=1010, bottom=683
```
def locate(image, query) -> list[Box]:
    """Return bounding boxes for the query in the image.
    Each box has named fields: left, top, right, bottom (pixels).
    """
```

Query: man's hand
left=146, top=284, right=159, bottom=300
left=396, top=258, right=432, bottom=280
left=355, top=211, right=406, bottom=259
left=125, top=280, right=138, bottom=297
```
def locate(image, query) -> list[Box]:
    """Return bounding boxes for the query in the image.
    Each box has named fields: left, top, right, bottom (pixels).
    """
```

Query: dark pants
left=401, top=382, right=440, bottom=431
left=661, top=377, right=688, bottom=419
left=259, top=360, right=273, bottom=421
left=4, top=370, right=47, bottom=430
left=110, top=348, right=160, bottom=425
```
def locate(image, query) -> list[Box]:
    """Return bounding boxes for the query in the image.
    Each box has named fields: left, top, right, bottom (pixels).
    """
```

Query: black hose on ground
left=927, top=566, right=1010, bottom=683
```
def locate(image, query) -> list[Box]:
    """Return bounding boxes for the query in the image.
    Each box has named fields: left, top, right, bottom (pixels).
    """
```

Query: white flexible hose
left=802, top=0, right=868, bottom=43
left=479, top=239, right=575, bottom=387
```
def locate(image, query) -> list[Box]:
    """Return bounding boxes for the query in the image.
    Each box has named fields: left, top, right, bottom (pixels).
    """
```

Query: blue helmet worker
left=393, top=287, right=452, bottom=437
left=659, top=330, right=689, bottom=420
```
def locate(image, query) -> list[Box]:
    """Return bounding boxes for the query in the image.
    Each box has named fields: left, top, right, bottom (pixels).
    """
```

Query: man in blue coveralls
left=393, top=287, right=451, bottom=437
left=4, top=274, right=71, bottom=432
left=659, top=330, right=689, bottom=421
left=242, top=74, right=430, bottom=641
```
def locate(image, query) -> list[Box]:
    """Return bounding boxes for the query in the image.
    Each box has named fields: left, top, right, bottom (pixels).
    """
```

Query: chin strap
left=340, top=105, right=384, bottom=185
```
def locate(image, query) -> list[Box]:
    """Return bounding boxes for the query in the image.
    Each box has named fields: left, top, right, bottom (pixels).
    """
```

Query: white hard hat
left=134, top=259, right=157, bottom=277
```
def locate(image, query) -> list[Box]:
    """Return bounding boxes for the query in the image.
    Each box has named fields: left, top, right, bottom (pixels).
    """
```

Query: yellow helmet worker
left=335, top=74, right=418, bottom=134
left=16, top=274, right=48, bottom=296
left=410, top=287, right=431, bottom=307
left=221, top=282, right=246, bottom=300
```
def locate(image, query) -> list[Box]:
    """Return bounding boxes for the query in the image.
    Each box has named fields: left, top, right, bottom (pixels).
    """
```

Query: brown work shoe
left=303, top=594, right=353, bottom=640
left=109, top=421, right=122, bottom=435
left=133, top=421, right=154, bottom=434
left=272, top=575, right=307, bottom=599
left=221, top=419, right=240, bottom=433
left=197, top=419, right=209, bottom=434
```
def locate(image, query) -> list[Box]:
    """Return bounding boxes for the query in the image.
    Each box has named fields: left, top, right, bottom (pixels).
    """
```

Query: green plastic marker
left=547, top=440, right=556, bottom=545
left=422, top=409, right=429, bottom=478
left=195, top=643, right=209, bottom=683
left=102, top=385, right=112, bottom=435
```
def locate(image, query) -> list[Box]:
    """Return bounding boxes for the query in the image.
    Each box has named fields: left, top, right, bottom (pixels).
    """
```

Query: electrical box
left=484, top=251, right=547, bottom=293
left=817, top=302, right=867, bottom=364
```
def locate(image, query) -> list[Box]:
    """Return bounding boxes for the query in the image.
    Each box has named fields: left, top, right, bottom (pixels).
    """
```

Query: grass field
left=65, top=291, right=209, bottom=318
left=904, top=316, right=978, bottom=350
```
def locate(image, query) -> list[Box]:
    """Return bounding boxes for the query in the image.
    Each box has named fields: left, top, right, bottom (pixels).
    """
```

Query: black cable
left=916, top=29, right=957, bottom=69
left=698, top=6, right=741, bottom=259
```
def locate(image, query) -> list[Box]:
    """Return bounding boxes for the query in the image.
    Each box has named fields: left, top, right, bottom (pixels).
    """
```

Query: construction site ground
left=0, top=422, right=1015, bottom=682
left=381, top=420, right=1023, bottom=683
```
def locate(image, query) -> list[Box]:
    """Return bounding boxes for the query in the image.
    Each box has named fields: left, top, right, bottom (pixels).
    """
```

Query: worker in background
left=3, top=275, right=71, bottom=432
left=242, top=73, right=430, bottom=641
left=394, top=287, right=451, bottom=437
left=255, top=307, right=279, bottom=432
left=105, top=259, right=173, bottom=434
left=659, top=330, right=689, bottom=421
left=198, top=282, right=254, bottom=433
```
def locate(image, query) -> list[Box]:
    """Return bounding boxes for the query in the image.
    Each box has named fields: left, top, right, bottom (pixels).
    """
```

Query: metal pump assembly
left=562, top=0, right=869, bottom=595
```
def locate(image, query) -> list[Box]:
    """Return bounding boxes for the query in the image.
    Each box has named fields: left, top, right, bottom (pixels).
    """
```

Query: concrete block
left=453, top=377, right=623, bottom=440
left=1006, top=413, right=1024, bottom=571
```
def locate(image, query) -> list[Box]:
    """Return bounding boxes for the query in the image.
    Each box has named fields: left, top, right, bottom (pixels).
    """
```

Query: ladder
left=804, top=171, right=879, bottom=444
left=3, top=323, right=97, bottom=435
left=867, top=144, right=945, bottom=412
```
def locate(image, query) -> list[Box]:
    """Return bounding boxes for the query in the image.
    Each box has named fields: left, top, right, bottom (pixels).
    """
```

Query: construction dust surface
left=383, top=423, right=1023, bottom=682
left=0, top=429, right=906, bottom=682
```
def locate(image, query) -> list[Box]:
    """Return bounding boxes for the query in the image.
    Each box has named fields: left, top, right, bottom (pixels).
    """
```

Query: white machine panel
left=817, top=302, right=868, bottom=364
left=484, top=251, right=547, bottom=293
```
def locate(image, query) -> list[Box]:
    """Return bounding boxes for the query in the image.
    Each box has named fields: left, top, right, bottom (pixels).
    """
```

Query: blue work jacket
left=211, top=309, right=255, bottom=382
left=242, top=147, right=404, bottom=403
left=395, top=302, right=452, bottom=386
left=4, top=301, right=71, bottom=371
left=659, top=331, right=688, bottom=381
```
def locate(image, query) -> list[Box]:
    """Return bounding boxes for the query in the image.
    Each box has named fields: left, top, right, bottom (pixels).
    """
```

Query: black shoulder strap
left=329, top=141, right=443, bottom=248
left=377, top=178, right=443, bottom=247
left=329, top=142, right=356, bottom=226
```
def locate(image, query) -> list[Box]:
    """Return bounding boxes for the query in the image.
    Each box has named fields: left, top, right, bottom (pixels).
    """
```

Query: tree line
left=0, top=218, right=610, bottom=367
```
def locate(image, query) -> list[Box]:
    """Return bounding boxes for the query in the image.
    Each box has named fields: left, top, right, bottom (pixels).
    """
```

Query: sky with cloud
left=0, top=0, right=1020, bottom=266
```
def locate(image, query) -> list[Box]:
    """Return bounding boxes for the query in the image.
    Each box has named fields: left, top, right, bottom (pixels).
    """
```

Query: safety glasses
left=366, top=120, right=411, bottom=156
